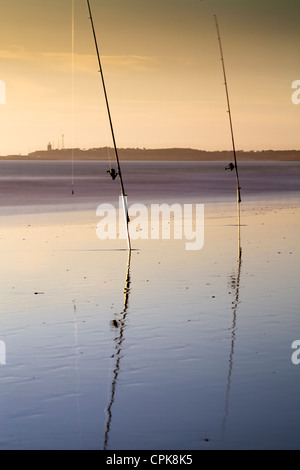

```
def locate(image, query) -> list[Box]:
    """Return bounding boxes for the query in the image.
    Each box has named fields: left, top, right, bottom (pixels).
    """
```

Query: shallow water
left=0, top=161, right=299, bottom=450
left=0, top=161, right=299, bottom=213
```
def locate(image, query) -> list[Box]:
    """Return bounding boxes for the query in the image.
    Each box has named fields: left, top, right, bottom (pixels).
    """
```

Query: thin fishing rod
left=86, top=0, right=126, bottom=199
left=214, top=14, right=241, bottom=204
left=87, top=0, right=131, bottom=250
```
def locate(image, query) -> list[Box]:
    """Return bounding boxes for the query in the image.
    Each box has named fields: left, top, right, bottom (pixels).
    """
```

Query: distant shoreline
left=1, top=148, right=300, bottom=161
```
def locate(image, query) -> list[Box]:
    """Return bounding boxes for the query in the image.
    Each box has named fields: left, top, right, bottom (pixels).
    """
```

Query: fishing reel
left=107, top=168, right=119, bottom=180
left=225, top=163, right=235, bottom=171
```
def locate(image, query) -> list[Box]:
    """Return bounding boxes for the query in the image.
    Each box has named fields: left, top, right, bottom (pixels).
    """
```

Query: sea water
left=0, top=161, right=299, bottom=449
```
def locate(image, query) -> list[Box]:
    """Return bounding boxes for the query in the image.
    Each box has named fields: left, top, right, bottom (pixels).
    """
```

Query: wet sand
left=0, top=161, right=299, bottom=450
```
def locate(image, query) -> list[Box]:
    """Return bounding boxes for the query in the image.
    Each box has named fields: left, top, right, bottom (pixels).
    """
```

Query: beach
left=0, top=161, right=299, bottom=450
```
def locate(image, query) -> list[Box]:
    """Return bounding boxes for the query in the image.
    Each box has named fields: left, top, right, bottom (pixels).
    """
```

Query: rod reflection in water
left=103, top=250, right=132, bottom=450
left=222, top=214, right=242, bottom=439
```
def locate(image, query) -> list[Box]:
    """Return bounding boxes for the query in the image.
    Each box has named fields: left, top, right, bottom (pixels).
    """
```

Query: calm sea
left=0, top=161, right=299, bottom=212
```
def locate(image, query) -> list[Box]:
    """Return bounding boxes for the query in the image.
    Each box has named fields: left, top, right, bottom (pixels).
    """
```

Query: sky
left=0, top=0, right=299, bottom=155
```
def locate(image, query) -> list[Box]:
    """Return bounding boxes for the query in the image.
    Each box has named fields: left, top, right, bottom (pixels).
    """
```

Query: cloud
left=0, top=46, right=156, bottom=73
left=0, top=45, right=26, bottom=59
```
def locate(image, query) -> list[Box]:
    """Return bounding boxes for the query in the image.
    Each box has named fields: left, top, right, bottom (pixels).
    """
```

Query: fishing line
left=107, top=144, right=113, bottom=170
left=71, top=0, right=75, bottom=194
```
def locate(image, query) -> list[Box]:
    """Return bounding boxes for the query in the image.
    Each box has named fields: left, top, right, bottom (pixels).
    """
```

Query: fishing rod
left=214, top=14, right=241, bottom=205
left=86, top=0, right=131, bottom=250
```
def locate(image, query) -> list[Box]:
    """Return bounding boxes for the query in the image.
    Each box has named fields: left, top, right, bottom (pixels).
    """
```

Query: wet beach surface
left=0, top=161, right=299, bottom=449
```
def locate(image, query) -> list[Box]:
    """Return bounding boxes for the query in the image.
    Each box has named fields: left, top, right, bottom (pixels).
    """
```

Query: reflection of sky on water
left=0, top=201, right=299, bottom=449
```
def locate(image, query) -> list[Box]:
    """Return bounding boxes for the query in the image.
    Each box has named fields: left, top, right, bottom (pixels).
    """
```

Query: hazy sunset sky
left=0, top=0, right=299, bottom=155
